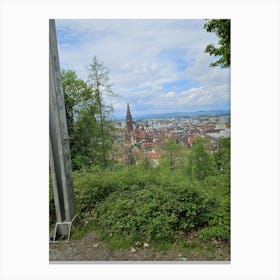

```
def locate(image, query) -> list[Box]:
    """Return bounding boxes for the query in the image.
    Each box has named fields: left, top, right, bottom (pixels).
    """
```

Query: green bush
left=198, top=225, right=230, bottom=241
left=49, top=162, right=230, bottom=245
left=72, top=166, right=166, bottom=212
left=93, top=180, right=215, bottom=245
left=197, top=175, right=230, bottom=241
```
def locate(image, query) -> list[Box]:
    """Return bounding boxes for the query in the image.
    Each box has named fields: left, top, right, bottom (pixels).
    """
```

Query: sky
left=56, top=19, right=230, bottom=119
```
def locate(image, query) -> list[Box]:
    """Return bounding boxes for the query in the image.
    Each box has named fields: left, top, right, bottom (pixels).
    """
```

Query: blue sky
left=56, top=19, right=230, bottom=118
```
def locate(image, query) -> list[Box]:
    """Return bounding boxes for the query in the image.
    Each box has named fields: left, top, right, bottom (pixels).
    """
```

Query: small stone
left=181, top=257, right=187, bottom=261
left=93, top=243, right=99, bottom=248
left=84, top=220, right=88, bottom=224
left=130, top=247, right=136, bottom=253
left=135, top=241, right=141, bottom=247
left=143, top=242, right=150, bottom=248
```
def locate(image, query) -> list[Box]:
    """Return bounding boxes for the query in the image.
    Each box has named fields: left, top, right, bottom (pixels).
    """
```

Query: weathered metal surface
left=49, top=19, right=75, bottom=235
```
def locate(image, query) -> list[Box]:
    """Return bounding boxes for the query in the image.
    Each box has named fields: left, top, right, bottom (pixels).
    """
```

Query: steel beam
left=49, top=19, right=75, bottom=237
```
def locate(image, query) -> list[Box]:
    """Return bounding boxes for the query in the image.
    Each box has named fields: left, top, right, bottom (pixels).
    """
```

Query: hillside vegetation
left=50, top=137, right=230, bottom=250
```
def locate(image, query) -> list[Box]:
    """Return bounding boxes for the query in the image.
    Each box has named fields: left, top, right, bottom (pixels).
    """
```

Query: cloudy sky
left=56, top=19, right=230, bottom=119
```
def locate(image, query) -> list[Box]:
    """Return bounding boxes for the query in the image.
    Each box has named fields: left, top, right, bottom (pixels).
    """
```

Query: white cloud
left=56, top=19, right=230, bottom=117
left=165, top=91, right=175, bottom=98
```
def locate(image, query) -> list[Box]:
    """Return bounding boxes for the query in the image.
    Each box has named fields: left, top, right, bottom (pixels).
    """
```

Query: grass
left=50, top=218, right=230, bottom=261
left=71, top=222, right=96, bottom=240
left=67, top=220, right=230, bottom=260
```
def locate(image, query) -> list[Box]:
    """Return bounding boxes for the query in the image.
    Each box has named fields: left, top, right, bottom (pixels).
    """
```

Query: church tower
left=126, top=103, right=133, bottom=133
left=125, top=103, right=135, bottom=144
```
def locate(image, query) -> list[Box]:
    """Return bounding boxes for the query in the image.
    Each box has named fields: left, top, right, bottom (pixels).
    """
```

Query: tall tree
left=214, top=137, right=230, bottom=175
left=87, top=56, right=116, bottom=169
left=161, top=140, right=186, bottom=171
left=62, top=70, right=98, bottom=170
left=186, top=137, right=213, bottom=181
left=62, top=70, right=93, bottom=141
left=204, top=19, right=230, bottom=68
left=71, top=107, right=101, bottom=169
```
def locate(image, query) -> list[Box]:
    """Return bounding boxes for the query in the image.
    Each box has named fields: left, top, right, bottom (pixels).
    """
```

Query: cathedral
left=125, top=103, right=152, bottom=145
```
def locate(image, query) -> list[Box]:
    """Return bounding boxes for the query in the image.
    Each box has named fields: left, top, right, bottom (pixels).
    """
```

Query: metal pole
left=49, top=19, right=75, bottom=237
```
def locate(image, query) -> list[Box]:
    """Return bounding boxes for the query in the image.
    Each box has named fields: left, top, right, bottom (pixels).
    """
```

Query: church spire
left=126, top=103, right=133, bottom=133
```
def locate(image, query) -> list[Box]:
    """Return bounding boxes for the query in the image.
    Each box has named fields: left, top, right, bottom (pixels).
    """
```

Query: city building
left=125, top=103, right=152, bottom=145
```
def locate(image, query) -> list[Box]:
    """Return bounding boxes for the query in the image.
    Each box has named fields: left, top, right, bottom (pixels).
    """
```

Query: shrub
left=49, top=164, right=230, bottom=245
left=93, top=180, right=215, bottom=245
left=198, top=175, right=230, bottom=241
left=186, top=138, right=214, bottom=181
left=198, top=225, right=230, bottom=241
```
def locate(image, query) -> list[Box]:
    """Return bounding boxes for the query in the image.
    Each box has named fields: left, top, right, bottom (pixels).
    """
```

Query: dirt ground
left=49, top=230, right=230, bottom=262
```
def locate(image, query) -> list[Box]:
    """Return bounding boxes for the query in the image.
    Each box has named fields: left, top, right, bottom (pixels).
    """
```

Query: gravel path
left=49, top=232, right=180, bottom=261
left=49, top=231, right=230, bottom=262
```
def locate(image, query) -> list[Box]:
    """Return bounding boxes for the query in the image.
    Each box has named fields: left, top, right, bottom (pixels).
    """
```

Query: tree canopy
left=87, top=56, right=116, bottom=169
left=204, top=19, right=230, bottom=68
left=61, top=58, right=116, bottom=170
left=186, top=137, right=213, bottom=181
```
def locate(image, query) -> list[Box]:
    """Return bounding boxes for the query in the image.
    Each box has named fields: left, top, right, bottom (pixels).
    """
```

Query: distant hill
left=133, top=110, right=230, bottom=120
left=111, top=110, right=230, bottom=121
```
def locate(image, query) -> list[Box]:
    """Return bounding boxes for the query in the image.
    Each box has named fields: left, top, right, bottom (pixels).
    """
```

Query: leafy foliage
left=93, top=177, right=214, bottom=244
left=160, top=140, right=187, bottom=171
left=197, top=175, right=230, bottom=241
left=61, top=70, right=93, bottom=149
left=50, top=134, right=230, bottom=246
left=61, top=60, right=116, bottom=170
left=59, top=142, right=231, bottom=246
left=86, top=56, right=116, bottom=169
left=204, top=19, right=230, bottom=68
left=214, top=137, right=230, bottom=175
left=186, top=137, right=214, bottom=181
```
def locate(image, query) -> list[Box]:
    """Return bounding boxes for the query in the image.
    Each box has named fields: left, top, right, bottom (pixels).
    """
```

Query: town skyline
left=114, top=103, right=230, bottom=120
left=111, top=100, right=230, bottom=167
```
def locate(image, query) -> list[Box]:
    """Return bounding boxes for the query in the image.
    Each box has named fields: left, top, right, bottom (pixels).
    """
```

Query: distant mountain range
left=133, top=110, right=230, bottom=120
left=112, top=110, right=230, bottom=121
